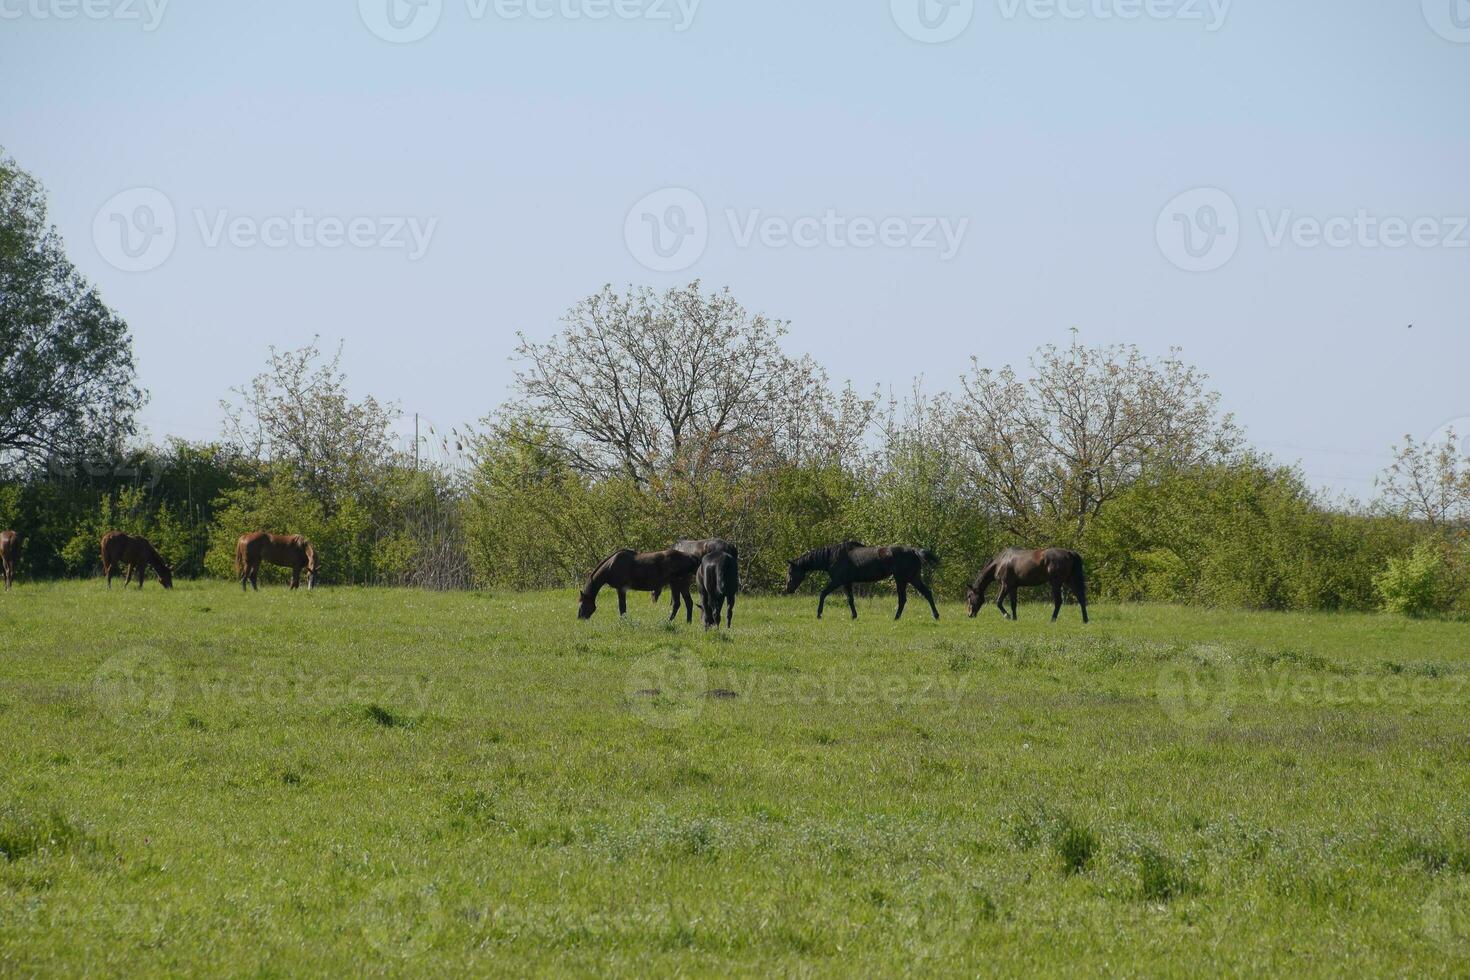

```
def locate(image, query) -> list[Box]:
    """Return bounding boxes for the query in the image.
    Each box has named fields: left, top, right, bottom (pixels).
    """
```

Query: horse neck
left=972, top=563, right=996, bottom=592
left=796, top=548, right=832, bottom=573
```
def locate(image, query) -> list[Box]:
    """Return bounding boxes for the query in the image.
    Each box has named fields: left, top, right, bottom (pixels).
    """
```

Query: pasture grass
left=1, top=581, right=1469, bottom=975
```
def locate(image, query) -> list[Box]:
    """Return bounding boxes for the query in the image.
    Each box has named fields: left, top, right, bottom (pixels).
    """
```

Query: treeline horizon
left=3, top=150, right=1467, bottom=615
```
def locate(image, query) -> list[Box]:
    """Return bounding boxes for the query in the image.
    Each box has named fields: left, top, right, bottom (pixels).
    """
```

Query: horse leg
left=995, top=583, right=1008, bottom=618
left=618, top=588, right=628, bottom=616
left=895, top=580, right=908, bottom=620
left=914, top=578, right=940, bottom=620
left=845, top=583, right=858, bottom=620
left=1050, top=579, right=1063, bottom=622
left=1073, top=566, right=1090, bottom=624
left=669, top=586, right=682, bottom=621
left=1010, top=585, right=1018, bottom=621
left=816, top=583, right=836, bottom=619
left=682, top=583, right=694, bottom=624
left=240, top=562, right=248, bottom=591
left=290, top=567, right=300, bottom=590
left=105, top=561, right=113, bottom=588
left=726, top=591, right=735, bottom=628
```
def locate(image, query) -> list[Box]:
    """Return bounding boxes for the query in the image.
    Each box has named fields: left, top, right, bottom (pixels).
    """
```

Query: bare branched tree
left=507, top=282, right=874, bottom=484
left=954, top=340, right=1241, bottom=538
left=1377, top=430, right=1468, bottom=529
left=221, top=340, right=402, bottom=515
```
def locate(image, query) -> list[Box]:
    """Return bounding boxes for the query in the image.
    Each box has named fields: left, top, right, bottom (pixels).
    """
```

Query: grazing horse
left=0, top=530, right=18, bottom=590
left=785, top=541, right=940, bottom=620
left=966, top=547, right=1088, bottom=623
left=236, top=532, right=320, bottom=591
left=655, top=538, right=739, bottom=615
left=696, top=548, right=739, bottom=629
left=100, top=531, right=173, bottom=589
left=578, top=548, right=699, bottom=621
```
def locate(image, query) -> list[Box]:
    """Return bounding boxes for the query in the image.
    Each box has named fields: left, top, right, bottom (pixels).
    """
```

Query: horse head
left=784, top=561, right=807, bottom=594
left=577, top=590, right=596, bottom=619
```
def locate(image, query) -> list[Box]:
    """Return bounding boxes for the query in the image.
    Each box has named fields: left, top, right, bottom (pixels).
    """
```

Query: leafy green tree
left=0, top=149, right=143, bottom=470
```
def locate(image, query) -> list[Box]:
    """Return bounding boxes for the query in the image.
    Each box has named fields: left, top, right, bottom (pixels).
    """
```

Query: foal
left=785, top=541, right=940, bottom=620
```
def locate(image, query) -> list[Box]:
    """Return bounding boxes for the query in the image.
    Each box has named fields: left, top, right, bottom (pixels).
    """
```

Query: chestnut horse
left=236, top=532, right=320, bottom=591
left=100, top=531, right=174, bottom=589
left=1, top=530, right=19, bottom=590
left=578, top=548, right=699, bottom=621
left=966, top=547, right=1088, bottom=623
left=785, top=541, right=940, bottom=620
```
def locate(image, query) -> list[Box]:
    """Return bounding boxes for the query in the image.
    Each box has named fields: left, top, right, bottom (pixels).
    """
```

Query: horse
left=785, top=541, right=940, bottom=620
left=235, top=532, right=320, bottom=591
left=578, top=548, right=700, bottom=621
left=696, top=548, right=739, bottom=629
left=966, top=547, right=1088, bottom=623
left=0, top=530, right=19, bottom=590
left=100, top=531, right=174, bottom=589
left=654, top=539, right=738, bottom=615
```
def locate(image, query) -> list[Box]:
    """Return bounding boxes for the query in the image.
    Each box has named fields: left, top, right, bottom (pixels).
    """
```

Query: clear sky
left=2, top=0, right=1466, bottom=496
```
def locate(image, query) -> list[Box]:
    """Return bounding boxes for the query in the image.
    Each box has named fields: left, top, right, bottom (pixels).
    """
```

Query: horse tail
left=722, top=551, right=739, bottom=597
left=1072, top=553, right=1087, bottom=601
left=235, top=536, right=246, bottom=576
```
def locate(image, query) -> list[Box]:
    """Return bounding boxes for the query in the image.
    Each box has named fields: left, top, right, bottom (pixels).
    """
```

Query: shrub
left=1376, top=540, right=1460, bottom=618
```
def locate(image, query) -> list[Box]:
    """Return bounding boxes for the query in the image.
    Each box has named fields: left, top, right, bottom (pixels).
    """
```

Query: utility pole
left=414, top=412, right=419, bottom=470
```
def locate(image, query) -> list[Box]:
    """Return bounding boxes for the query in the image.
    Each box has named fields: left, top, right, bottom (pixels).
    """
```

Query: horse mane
left=793, top=540, right=866, bottom=570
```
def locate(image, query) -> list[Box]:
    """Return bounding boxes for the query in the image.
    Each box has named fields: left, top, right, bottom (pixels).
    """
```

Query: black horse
left=696, top=548, right=739, bottom=629
left=785, top=541, right=940, bottom=620
left=578, top=548, right=699, bottom=621
left=966, top=547, right=1088, bottom=623
left=655, top=538, right=738, bottom=618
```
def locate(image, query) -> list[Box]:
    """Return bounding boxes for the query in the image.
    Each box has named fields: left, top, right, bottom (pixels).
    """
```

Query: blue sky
left=2, top=0, right=1466, bottom=495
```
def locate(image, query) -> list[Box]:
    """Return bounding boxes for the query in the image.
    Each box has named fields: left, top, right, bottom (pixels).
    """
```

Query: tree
left=505, top=282, right=874, bottom=485
left=221, top=340, right=401, bottom=516
left=1376, top=430, right=1468, bottom=530
left=953, top=340, right=1241, bottom=540
left=0, top=149, right=142, bottom=470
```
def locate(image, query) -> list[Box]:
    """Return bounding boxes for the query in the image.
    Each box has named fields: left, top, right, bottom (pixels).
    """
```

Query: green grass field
left=2, top=581, right=1469, bottom=976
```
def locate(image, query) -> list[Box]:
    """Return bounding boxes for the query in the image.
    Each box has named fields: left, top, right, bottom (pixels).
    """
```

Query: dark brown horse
left=966, top=548, right=1088, bottom=623
left=100, top=531, right=173, bottom=589
left=0, top=530, right=19, bottom=590
left=696, top=548, right=739, bottom=629
left=578, top=548, right=699, bottom=621
left=236, top=532, right=320, bottom=591
left=785, top=541, right=940, bottom=620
